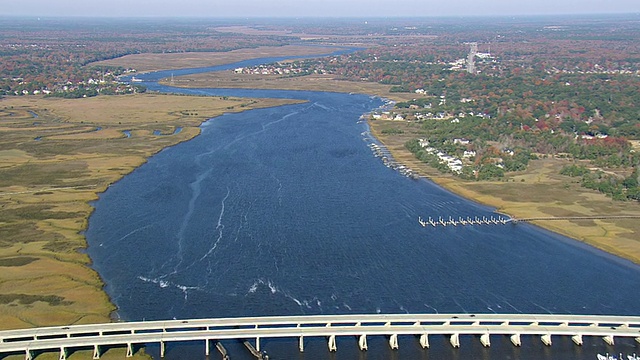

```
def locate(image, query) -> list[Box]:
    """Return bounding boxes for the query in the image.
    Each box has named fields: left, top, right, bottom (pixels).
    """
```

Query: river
left=85, top=58, right=640, bottom=360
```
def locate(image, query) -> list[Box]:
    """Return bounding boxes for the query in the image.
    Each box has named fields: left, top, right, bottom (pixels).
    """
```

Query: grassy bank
left=0, top=94, right=302, bottom=333
left=367, top=118, right=640, bottom=264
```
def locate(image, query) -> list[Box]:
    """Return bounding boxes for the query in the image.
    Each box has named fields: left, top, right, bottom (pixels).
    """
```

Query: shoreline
left=0, top=94, right=304, bottom=333
left=366, top=118, right=640, bottom=265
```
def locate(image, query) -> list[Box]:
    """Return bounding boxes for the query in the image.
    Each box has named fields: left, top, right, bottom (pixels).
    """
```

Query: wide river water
left=86, top=58, right=640, bottom=360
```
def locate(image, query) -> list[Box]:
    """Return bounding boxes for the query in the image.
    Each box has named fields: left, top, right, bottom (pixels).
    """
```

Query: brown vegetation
left=93, top=45, right=342, bottom=73
left=0, top=94, right=301, bottom=331
left=164, top=71, right=405, bottom=98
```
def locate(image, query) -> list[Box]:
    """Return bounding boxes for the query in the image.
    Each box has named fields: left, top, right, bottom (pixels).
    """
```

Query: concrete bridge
left=1, top=313, right=639, bottom=359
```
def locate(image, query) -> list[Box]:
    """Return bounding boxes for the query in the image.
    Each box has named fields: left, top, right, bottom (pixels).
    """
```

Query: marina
left=367, top=141, right=419, bottom=179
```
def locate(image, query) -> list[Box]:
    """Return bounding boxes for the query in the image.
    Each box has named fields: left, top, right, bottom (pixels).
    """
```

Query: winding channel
left=85, top=55, right=640, bottom=360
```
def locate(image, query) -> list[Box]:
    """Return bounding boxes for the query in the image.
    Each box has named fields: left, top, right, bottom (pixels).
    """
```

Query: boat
left=597, top=354, right=620, bottom=360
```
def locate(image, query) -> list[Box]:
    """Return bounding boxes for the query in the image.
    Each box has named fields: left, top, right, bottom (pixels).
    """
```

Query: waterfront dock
left=419, top=215, right=509, bottom=228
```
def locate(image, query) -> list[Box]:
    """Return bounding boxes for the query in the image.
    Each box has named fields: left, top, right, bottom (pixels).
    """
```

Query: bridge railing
left=1, top=313, right=639, bottom=359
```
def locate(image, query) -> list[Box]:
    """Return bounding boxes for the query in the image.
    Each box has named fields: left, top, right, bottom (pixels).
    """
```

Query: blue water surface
left=86, top=59, right=640, bottom=360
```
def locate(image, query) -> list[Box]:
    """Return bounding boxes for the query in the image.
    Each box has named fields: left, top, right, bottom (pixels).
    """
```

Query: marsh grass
left=163, top=71, right=416, bottom=101
left=0, top=294, right=72, bottom=306
left=0, top=257, right=38, bottom=267
left=92, top=45, right=341, bottom=73
left=0, top=93, right=300, bottom=331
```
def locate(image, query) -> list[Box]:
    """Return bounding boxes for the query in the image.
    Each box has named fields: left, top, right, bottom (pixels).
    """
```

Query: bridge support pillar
left=419, top=334, right=429, bottom=349
left=389, top=334, right=398, bottom=350
left=216, top=342, right=229, bottom=360
left=635, top=337, right=640, bottom=344
left=126, top=343, right=133, bottom=358
left=160, top=341, right=165, bottom=358
left=93, top=344, right=100, bottom=359
left=480, top=333, right=491, bottom=347
left=59, top=346, right=67, bottom=360
left=256, top=337, right=260, bottom=352
left=510, top=334, right=521, bottom=347
left=572, top=334, right=583, bottom=346
left=359, top=334, right=368, bottom=351
left=450, top=333, right=460, bottom=348
left=205, top=339, right=209, bottom=356
left=25, top=349, right=33, bottom=360
left=603, top=335, right=614, bottom=346
left=299, top=336, right=304, bottom=352
left=328, top=335, right=337, bottom=352
left=541, top=334, right=552, bottom=346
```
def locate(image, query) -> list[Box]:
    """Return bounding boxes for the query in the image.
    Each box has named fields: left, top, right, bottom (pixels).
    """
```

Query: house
left=453, top=138, right=470, bottom=145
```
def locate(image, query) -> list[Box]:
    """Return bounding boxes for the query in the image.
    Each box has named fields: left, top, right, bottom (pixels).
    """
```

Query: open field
left=166, top=72, right=386, bottom=94
left=0, top=94, right=301, bottom=332
left=213, top=25, right=439, bottom=42
left=162, top=71, right=414, bottom=100
left=92, top=45, right=342, bottom=73
left=165, top=70, right=640, bottom=265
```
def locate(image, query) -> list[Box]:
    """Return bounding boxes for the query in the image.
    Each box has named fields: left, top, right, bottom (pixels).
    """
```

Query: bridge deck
left=1, top=314, right=639, bottom=358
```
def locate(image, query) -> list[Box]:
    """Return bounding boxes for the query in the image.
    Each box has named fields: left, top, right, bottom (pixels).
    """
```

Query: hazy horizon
left=2, top=0, right=640, bottom=18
